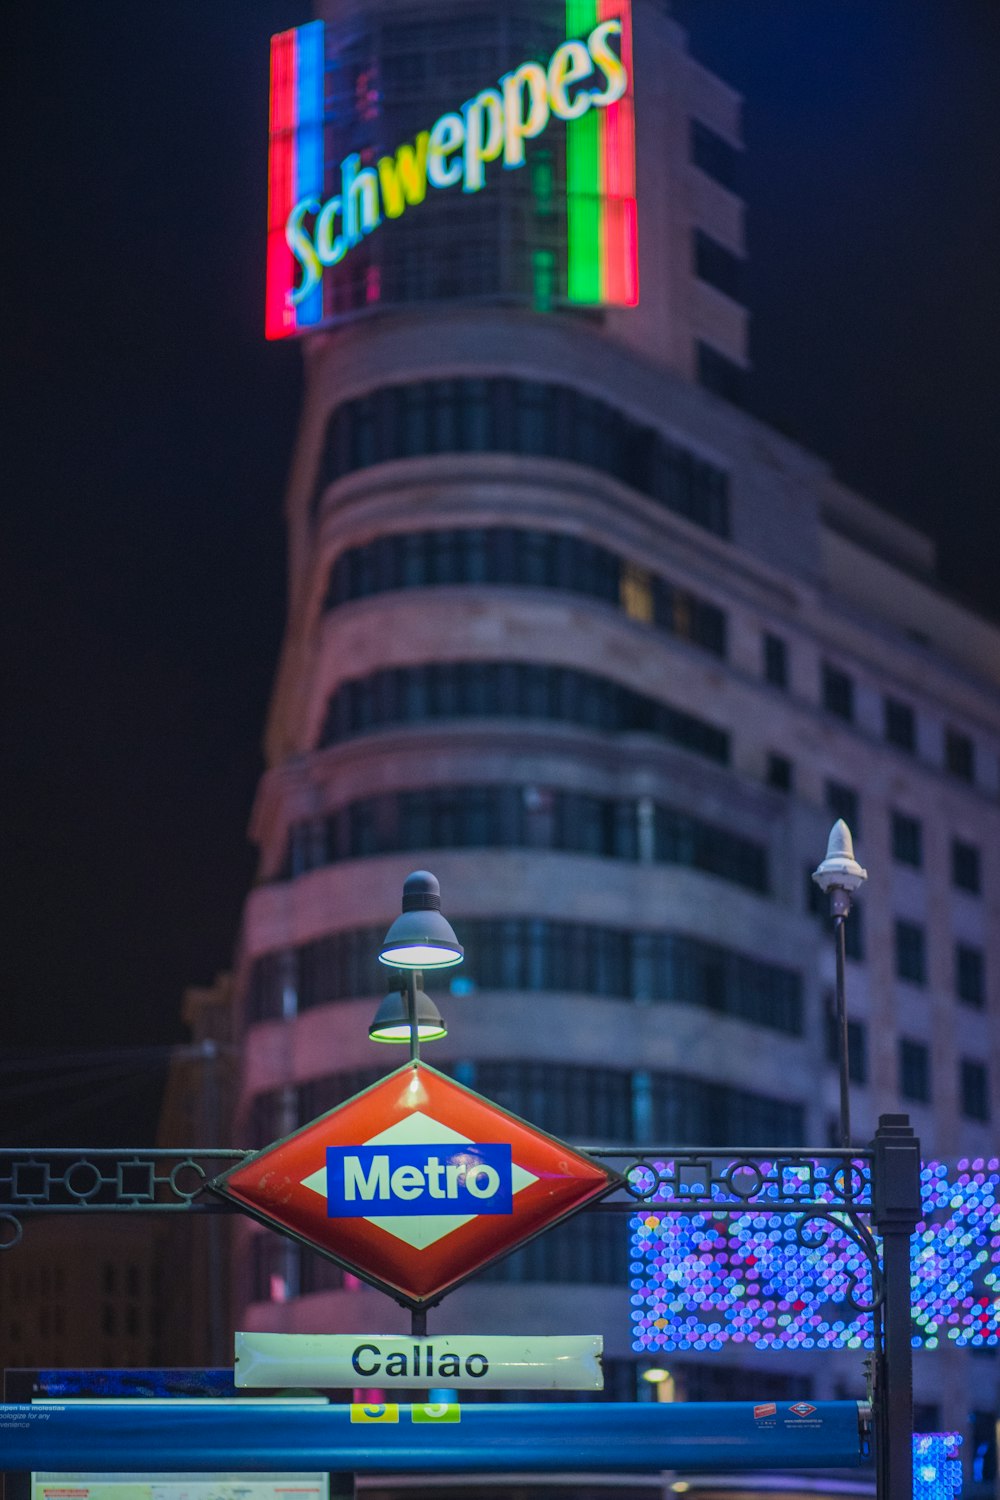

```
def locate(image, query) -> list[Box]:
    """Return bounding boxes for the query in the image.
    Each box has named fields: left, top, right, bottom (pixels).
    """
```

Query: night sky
left=2, top=3, right=998, bottom=1145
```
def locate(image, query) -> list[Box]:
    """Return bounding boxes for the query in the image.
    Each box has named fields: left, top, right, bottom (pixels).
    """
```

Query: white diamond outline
left=301, top=1109, right=538, bottom=1250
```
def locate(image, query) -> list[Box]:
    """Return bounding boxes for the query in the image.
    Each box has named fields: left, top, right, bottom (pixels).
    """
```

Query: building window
left=696, top=341, right=746, bottom=406
left=952, top=839, right=982, bottom=894
left=824, top=999, right=867, bottom=1084
left=281, top=786, right=769, bottom=894
left=891, top=811, right=923, bottom=868
left=766, top=753, right=793, bottom=792
left=884, top=698, right=916, bottom=753
left=247, top=921, right=802, bottom=1035
left=826, top=781, right=860, bottom=838
left=690, top=118, right=741, bottom=192
left=325, top=527, right=727, bottom=658
left=319, top=661, right=730, bottom=766
left=945, top=727, right=975, bottom=782
left=956, top=944, right=986, bottom=1008
left=763, top=634, right=788, bottom=689
left=960, top=1060, right=990, bottom=1122
left=822, top=663, right=854, bottom=722
left=895, top=920, right=927, bottom=986
left=899, top=1039, right=931, bottom=1103
left=315, top=379, right=731, bottom=537
left=693, top=229, right=745, bottom=303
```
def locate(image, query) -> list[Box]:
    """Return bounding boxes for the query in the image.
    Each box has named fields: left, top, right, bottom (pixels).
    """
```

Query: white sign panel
left=235, top=1332, right=603, bottom=1391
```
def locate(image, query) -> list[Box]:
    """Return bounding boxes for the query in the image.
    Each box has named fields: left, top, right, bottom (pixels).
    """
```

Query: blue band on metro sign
left=327, top=1143, right=514, bottom=1217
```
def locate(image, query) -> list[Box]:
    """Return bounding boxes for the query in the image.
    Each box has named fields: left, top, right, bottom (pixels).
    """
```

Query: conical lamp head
left=378, top=871, right=464, bottom=969
left=812, top=819, right=868, bottom=893
left=369, top=985, right=447, bottom=1043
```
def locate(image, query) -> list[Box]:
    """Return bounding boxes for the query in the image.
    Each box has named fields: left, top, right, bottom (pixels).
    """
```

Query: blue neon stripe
left=0, top=1401, right=867, bottom=1473
left=295, top=20, right=325, bottom=328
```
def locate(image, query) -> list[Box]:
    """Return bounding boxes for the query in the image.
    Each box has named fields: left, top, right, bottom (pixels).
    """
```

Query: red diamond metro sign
left=211, top=1062, right=621, bottom=1308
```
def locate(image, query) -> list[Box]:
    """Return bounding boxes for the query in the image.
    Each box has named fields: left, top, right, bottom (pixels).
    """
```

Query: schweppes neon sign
left=266, top=4, right=637, bottom=339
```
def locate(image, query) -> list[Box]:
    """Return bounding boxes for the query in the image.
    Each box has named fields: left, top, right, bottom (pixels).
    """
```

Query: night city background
left=3, top=0, right=999, bottom=1150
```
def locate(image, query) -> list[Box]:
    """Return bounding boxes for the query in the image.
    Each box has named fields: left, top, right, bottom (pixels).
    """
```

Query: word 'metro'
left=326, top=1143, right=514, bottom=1218
left=288, top=19, right=627, bottom=305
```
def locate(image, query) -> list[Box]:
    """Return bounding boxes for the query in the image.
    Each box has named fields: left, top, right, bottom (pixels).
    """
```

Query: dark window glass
left=690, top=118, right=741, bottom=192
left=693, top=230, right=745, bottom=302
left=325, top=527, right=726, bottom=657
left=826, top=781, right=861, bottom=839
left=314, top=381, right=731, bottom=537
left=891, top=811, right=923, bottom=868
left=822, top=663, right=854, bottom=722
left=970, top=1411, right=998, bottom=1484
left=952, top=839, right=982, bottom=894
left=899, top=1039, right=931, bottom=1103
left=651, top=1071, right=803, bottom=1147
left=763, top=633, right=788, bottom=689
left=319, top=661, right=729, bottom=765
left=956, top=944, right=986, bottom=1008
left=696, top=342, right=745, bottom=406
left=884, top=698, right=916, bottom=752
left=246, top=920, right=801, bottom=1034
left=945, top=727, right=975, bottom=782
left=895, top=920, right=927, bottom=986
left=960, top=1059, right=990, bottom=1122
left=766, top=753, right=793, bottom=792
left=479, top=1209, right=628, bottom=1285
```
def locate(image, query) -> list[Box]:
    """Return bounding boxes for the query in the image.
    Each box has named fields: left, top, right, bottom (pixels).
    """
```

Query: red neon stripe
left=597, top=0, right=638, bottom=306
left=266, top=29, right=300, bottom=340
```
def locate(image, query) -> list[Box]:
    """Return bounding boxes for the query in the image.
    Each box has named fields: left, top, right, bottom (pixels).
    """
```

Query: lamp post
left=374, top=870, right=463, bottom=1335
left=375, top=870, right=464, bottom=1064
left=812, top=820, right=867, bottom=1148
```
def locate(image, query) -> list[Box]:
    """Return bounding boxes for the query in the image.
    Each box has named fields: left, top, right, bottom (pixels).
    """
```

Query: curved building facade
left=230, top=0, right=1000, bottom=1432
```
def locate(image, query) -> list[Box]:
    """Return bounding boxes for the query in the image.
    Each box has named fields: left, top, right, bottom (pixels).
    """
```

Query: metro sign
left=212, top=1062, right=621, bottom=1307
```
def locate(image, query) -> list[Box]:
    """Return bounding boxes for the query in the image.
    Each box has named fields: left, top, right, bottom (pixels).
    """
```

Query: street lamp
left=369, top=981, right=448, bottom=1044
left=812, top=820, right=867, bottom=1148
left=375, top=871, right=463, bottom=1063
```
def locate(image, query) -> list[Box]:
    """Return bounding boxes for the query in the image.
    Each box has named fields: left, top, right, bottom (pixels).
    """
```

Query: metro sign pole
left=210, top=871, right=622, bottom=1383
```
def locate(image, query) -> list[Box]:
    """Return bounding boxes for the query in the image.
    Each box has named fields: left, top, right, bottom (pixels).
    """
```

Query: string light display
left=631, top=1159, right=1000, bottom=1352
left=913, top=1434, right=962, bottom=1500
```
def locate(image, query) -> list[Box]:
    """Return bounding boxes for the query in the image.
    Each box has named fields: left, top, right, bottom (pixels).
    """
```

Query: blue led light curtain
left=631, top=1159, right=1000, bottom=1353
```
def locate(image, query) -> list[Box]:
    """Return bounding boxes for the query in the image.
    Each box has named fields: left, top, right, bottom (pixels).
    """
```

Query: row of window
left=809, top=861, right=987, bottom=1005
left=246, top=918, right=802, bottom=1035
left=821, top=658, right=981, bottom=783
left=891, top=812, right=982, bottom=892
left=323, top=525, right=727, bottom=658
left=763, top=637, right=987, bottom=790
left=313, top=378, right=731, bottom=537
left=318, top=662, right=730, bottom=765
left=278, top=785, right=769, bottom=893
left=898, top=1042, right=990, bottom=1120
left=825, top=1008, right=991, bottom=1116
left=247, top=1061, right=805, bottom=1152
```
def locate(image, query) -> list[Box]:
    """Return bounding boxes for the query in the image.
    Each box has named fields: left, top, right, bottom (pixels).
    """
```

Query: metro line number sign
left=211, top=1063, right=621, bottom=1307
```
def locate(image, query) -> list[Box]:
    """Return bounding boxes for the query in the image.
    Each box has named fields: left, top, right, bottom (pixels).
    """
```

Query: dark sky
left=2, top=3, right=998, bottom=1144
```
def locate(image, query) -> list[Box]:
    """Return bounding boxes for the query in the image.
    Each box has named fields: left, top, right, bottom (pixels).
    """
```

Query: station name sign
left=235, top=1332, right=605, bottom=1391
left=266, top=4, right=638, bottom=338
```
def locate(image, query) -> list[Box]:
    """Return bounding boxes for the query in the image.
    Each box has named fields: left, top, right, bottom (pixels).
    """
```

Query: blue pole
left=0, top=1400, right=869, bottom=1473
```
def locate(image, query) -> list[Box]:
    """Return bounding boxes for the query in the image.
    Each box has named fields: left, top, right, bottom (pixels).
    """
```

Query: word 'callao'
left=352, top=1342, right=489, bottom=1379
left=288, top=19, right=627, bottom=304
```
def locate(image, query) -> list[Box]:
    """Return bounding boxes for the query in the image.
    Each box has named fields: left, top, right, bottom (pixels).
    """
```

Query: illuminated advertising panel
left=266, top=3, right=637, bottom=338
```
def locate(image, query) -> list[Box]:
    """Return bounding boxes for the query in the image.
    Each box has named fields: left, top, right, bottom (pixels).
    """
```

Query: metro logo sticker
left=211, top=1062, right=621, bottom=1307
left=326, top=1141, right=514, bottom=1217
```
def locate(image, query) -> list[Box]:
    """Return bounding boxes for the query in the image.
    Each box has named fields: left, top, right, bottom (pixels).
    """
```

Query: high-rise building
left=227, top=0, right=1000, bottom=1445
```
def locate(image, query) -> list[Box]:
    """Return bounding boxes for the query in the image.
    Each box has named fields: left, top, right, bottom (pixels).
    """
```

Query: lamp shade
left=378, top=871, right=464, bottom=969
left=369, top=985, right=447, bottom=1044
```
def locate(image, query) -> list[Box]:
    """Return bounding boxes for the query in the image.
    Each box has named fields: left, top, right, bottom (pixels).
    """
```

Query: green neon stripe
left=566, top=0, right=604, bottom=303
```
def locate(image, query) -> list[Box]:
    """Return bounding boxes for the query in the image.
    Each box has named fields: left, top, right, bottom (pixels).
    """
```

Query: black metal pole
left=872, top=1113, right=922, bottom=1500
left=406, top=969, right=422, bottom=1066
left=832, top=895, right=851, bottom=1148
